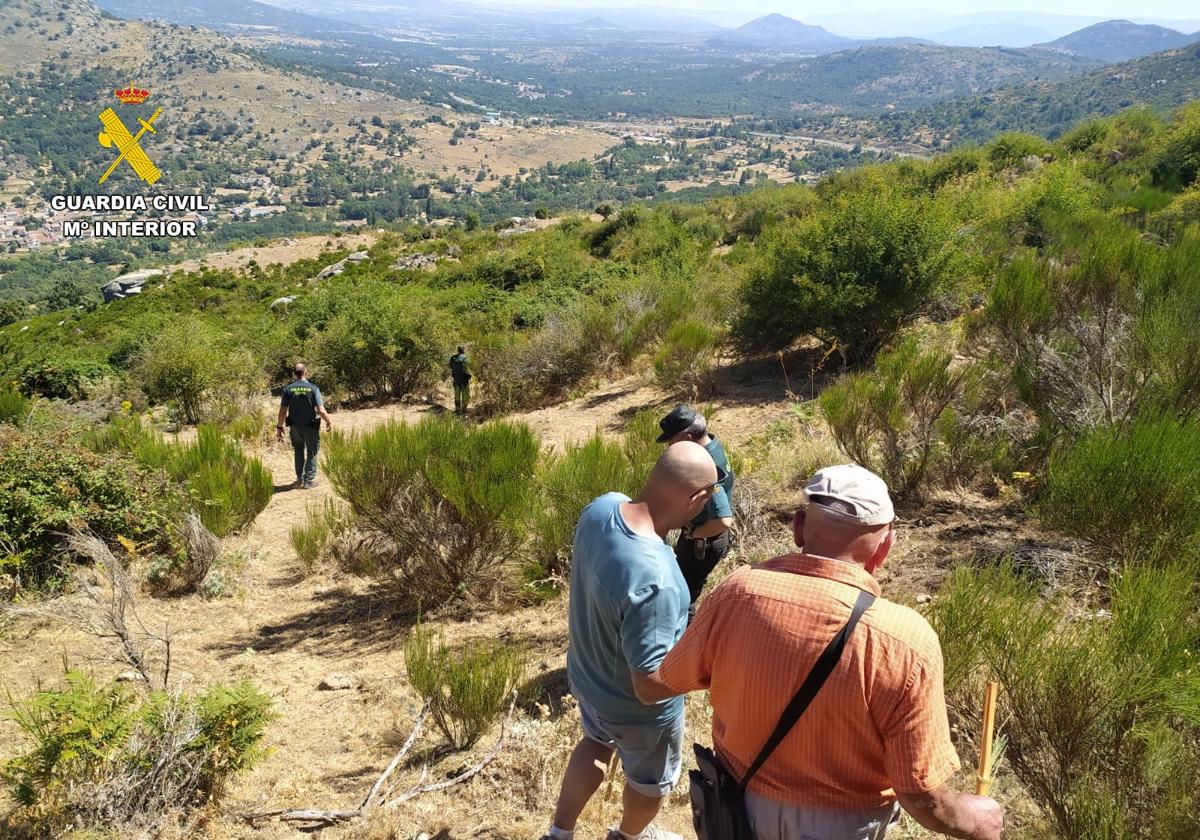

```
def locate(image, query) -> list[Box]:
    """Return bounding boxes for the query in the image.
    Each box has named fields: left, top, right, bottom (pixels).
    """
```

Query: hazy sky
left=470, top=0, right=1200, bottom=26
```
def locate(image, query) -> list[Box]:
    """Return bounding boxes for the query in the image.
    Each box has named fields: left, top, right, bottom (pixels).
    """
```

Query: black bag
left=688, top=589, right=876, bottom=840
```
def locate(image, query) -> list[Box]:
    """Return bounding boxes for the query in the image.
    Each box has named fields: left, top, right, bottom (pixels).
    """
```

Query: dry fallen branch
left=238, top=693, right=517, bottom=830
left=2, top=529, right=174, bottom=690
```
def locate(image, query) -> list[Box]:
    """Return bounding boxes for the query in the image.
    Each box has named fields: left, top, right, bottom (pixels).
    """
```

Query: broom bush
left=1039, top=416, right=1200, bottom=565
left=930, top=562, right=1200, bottom=840
left=324, top=416, right=539, bottom=607
left=404, top=622, right=524, bottom=750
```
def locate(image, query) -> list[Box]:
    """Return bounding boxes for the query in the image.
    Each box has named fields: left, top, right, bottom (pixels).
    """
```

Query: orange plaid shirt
left=658, top=553, right=961, bottom=810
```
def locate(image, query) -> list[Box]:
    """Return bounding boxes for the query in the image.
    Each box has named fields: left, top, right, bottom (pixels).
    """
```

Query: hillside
left=752, top=43, right=1100, bottom=109
left=92, top=0, right=370, bottom=39
left=882, top=40, right=1200, bottom=143
left=3, top=101, right=1200, bottom=839
left=732, top=13, right=852, bottom=48
left=1040, top=19, right=1197, bottom=62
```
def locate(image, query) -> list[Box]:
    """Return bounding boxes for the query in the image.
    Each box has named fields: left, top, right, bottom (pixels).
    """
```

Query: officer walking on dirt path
left=276, top=363, right=332, bottom=489
left=449, top=346, right=472, bottom=415
left=655, top=405, right=735, bottom=618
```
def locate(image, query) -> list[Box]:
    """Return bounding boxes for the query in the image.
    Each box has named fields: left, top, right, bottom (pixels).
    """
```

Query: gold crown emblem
left=114, top=84, right=150, bottom=104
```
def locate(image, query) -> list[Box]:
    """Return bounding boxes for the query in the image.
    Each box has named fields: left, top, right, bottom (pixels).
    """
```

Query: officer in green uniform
left=449, top=346, right=471, bottom=415
left=276, top=363, right=333, bottom=489
left=655, top=405, right=735, bottom=619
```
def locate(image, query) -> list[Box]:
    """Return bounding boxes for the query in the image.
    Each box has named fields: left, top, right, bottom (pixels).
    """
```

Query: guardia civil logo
left=98, top=84, right=162, bottom=186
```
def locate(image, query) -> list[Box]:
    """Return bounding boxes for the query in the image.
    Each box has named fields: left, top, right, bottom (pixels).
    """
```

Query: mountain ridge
left=1038, top=19, right=1197, bottom=62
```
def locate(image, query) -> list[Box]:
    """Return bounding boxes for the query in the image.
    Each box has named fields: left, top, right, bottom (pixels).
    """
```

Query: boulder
left=316, top=259, right=347, bottom=280
left=346, top=251, right=370, bottom=262
left=318, top=673, right=359, bottom=691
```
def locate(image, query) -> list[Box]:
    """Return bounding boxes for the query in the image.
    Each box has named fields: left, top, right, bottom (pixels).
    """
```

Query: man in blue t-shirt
left=275, top=363, right=332, bottom=489
left=655, top=405, right=736, bottom=618
left=546, top=441, right=724, bottom=840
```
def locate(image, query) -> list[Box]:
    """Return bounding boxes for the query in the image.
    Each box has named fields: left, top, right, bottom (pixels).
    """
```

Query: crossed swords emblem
left=98, top=107, right=163, bottom=185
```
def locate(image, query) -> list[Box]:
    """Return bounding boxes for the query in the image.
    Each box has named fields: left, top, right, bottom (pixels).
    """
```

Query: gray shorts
left=576, top=695, right=684, bottom=798
left=745, top=792, right=901, bottom=840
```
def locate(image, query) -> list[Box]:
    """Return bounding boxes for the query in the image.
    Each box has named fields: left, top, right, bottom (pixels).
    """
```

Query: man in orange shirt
left=631, top=465, right=1003, bottom=840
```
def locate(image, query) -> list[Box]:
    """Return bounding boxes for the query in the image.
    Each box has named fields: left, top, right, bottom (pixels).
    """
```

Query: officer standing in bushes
left=449, top=345, right=472, bottom=415
left=655, top=405, right=735, bottom=618
left=276, top=362, right=332, bottom=489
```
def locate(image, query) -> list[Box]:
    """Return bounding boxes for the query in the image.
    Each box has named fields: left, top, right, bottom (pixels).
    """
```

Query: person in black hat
left=654, top=405, right=735, bottom=618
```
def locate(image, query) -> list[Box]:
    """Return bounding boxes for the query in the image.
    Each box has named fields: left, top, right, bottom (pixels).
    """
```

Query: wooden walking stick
left=976, top=681, right=1000, bottom=796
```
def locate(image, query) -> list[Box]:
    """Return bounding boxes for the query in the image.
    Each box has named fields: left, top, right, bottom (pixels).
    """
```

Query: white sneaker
left=607, top=826, right=683, bottom=840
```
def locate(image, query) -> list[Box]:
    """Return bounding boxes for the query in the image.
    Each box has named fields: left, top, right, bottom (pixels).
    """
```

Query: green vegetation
left=404, top=622, right=525, bottom=750
left=736, top=171, right=963, bottom=364
left=819, top=336, right=1006, bottom=498
left=324, top=417, right=540, bottom=608
left=529, top=430, right=659, bottom=593
left=0, top=420, right=186, bottom=590
left=289, top=498, right=348, bottom=571
left=0, top=390, right=31, bottom=425
left=133, top=320, right=265, bottom=424
left=1040, top=417, right=1200, bottom=565
left=881, top=45, right=1200, bottom=146
left=87, top=417, right=272, bottom=538
left=932, top=563, right=1200, bottom=840
left=1, top=670, right=274, bottom=835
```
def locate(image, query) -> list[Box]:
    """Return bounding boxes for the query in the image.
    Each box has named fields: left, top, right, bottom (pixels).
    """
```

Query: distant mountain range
left=1039, top=19, right=1198, bottom=62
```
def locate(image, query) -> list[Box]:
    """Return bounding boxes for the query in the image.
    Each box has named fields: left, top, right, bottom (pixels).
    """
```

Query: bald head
left=652, top=441, right=717, bottom=488
left=638, top=441, right=719, bottom=533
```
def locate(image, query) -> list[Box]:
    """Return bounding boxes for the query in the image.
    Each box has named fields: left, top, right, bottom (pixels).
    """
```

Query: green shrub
left=1039, top=417, right=1200, bottom=565
left=0, top=390, right=30, bottom=425
left=12, top=353, right=109, bottom=401
left=930, top=562, right=1200, bottom=840
left=985, top=222, right=1200, bottom=437
left=1151, top=185, right=1200, bottom=238
left=473, top=300, right=616, bottom=413
left=653, top=319, right=725, bottom=400
left=89, top=418, right=272, bottom=538
left=289, top=498, right=348, bottom=571
left=0, top=424, right=186, bottom=591
left=306, top=290, right=444, bottom=402
left=622, top=408, right=668, bottom=490
left=736, top=176, right=962, bottom=364
left=324, top=417, right=539, bottom=608
left=986, top=132, right=1055, bottom=171
left=404, top=622, right=524, bottom=749
left=132, top=321, right=222, bottom=424
left=1, top=671, right=136, bottom=809
left=1151, top=101, right=1200, bottom=190
left=819, top=336, right=1003, bottom=497
left=1, top=671, right=275, bottom=833
left=131, top=321, right=265, bottom=424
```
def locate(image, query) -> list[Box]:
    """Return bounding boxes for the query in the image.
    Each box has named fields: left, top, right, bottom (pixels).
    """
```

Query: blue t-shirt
left=567, top=493, right=688, bottom=725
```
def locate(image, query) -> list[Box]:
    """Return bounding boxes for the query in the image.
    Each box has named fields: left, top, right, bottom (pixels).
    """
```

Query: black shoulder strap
left=736, top=588, right=876, bottom=796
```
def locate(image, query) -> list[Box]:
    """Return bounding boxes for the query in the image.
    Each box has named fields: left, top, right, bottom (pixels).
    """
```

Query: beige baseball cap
left=803, top=464, right=895, bottom=526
